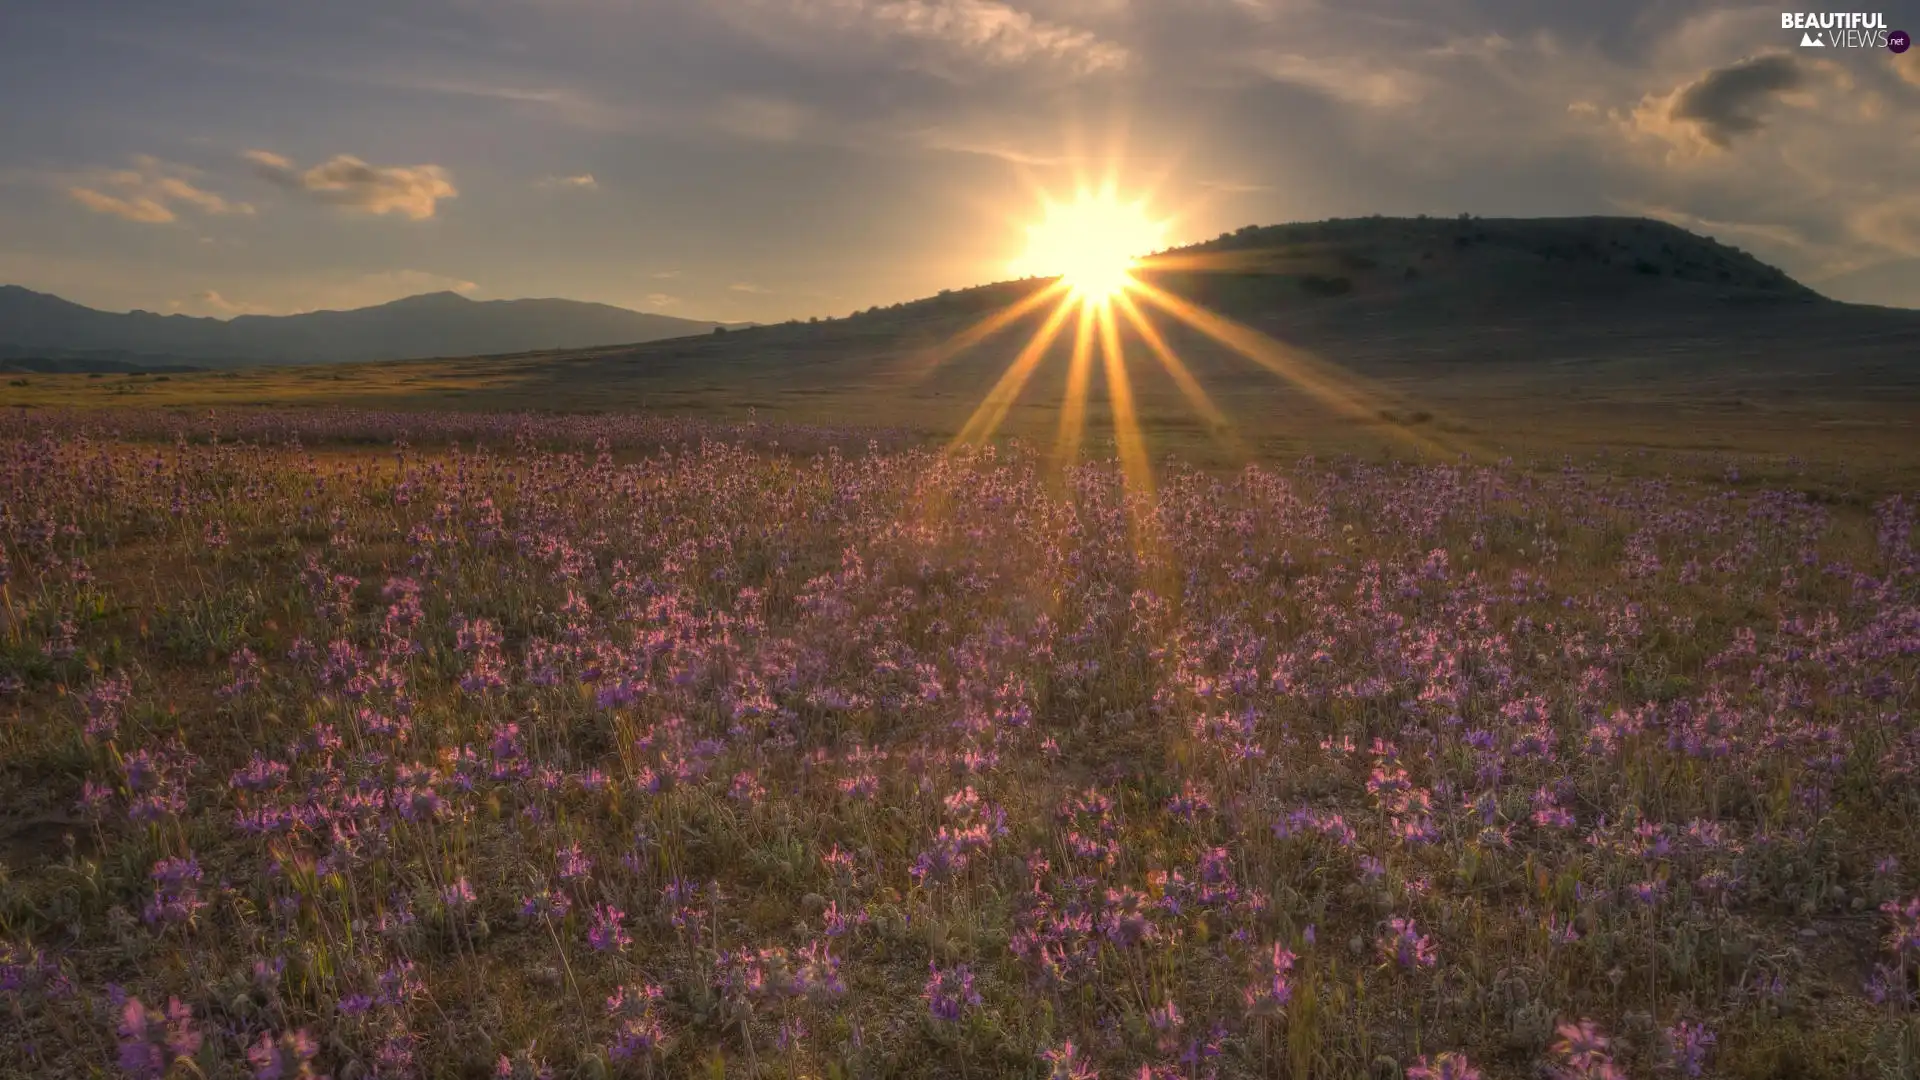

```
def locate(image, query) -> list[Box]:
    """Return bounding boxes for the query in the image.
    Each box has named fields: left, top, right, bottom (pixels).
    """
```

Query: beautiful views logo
left=1780, top=11, right=1905, bottom=48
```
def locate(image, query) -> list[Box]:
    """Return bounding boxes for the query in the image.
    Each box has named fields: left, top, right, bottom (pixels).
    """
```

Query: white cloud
left=652, top=269, right=682, bottom=279
left=246, top=150, right=457, bottom=219
left=537, top=173, right=599, bottom=189
left=65, top=155, right=254, bottom=224
left=68, top=188, right=176, bottom=224
left=643, top=292, right=681, bottom=308
left=729, top=282, right=771, bottom=293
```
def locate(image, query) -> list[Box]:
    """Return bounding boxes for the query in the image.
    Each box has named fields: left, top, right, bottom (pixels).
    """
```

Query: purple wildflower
left=1041, top=1040, right=1099, bottom=1080
left=587, top=903, right=631, bottom=952
left=115, top=996, right=201, bottom=1079
left=247, top=1029, right=322, bottom=1080
left=1242, top=943, right=1296, bottom=1015
left=1662, top=1020, right=1716, bottom=1077
left=607, top=983, right=669, bottom=1061
left=1380, top=916, right=1438, bottom=968
left=923, top=962, right=981, bottom=1022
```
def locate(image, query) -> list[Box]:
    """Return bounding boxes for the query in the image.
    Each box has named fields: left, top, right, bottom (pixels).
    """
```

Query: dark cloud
left=1666, top=53, right=1806, bottom=147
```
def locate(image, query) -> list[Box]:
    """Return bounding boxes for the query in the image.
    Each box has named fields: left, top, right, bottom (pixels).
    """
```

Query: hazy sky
left=3, top=0, right=1917, bottom=321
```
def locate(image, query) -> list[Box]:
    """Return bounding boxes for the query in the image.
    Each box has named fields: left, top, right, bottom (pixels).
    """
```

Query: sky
left=2, top=0, right=1917, bottom=322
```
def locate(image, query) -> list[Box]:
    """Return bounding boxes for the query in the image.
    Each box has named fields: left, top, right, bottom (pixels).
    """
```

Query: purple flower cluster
left=923, top=962, right=981, bottom=1023
left=114, top=995, right=202, bottom=1079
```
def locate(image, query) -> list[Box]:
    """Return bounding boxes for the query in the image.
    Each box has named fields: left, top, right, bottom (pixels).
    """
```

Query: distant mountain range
left=6, top=216, right=1913, bottom=382
left=0, top=287, right=741, bottom=370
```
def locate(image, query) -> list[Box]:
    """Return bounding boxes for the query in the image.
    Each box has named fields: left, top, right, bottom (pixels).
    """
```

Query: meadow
left=1, top=405, right=1917, bottom=1079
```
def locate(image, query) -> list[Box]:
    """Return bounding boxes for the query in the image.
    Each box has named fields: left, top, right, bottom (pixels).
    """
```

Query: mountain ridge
left=7, top=215, right=1913, bottom=376
left=814, top=214, right=1835, bottom=333
left=0, top=285, right=741, bottom=368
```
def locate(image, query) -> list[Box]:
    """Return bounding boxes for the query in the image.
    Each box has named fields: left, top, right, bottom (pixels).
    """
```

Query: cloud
left=652, top=269, right=682, bottom=279
left=1851, top=194, right=1920, bottom=259
left=184, top=289, right=276, bottom=316
left=643, top=292, right=681, bottom=308
left=537, top=173, right=598, bottom=189
left=1249, top=50, right=1422, bottom=107
left=1614, top=201, right=1816, bottom=255
left=726, top=0, right=1128, bottom=75
left=1197, top=179, right=1274, bottom=194
left=858, top=0, right=1128, bottom=70
left=245, top=150, right=457, bottom=219
left=68, top=188, right=176, bottom=224
left=366, top=73, right=660, bottom=132
left=1637, top=53, right=1810, bottom=149
left=1605, top=199, right=1888, bottom=282
left=66, top=156, right=254, bottom=224
left=729, top=282, right=770, bottom=293
left=912, top=128, right=1071, bottom=165
left=1894, top=54, right=1920, bottom=90
left=152, top=177, right=245, bottom=215
left=712, top=97, right=815, bottom=142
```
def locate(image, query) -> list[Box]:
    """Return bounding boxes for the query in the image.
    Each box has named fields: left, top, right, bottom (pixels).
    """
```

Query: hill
left=553, top=214, right=1914, bottom=401
left=831, top=214, right=1824, bottom=327
left=5, top=215, right=1916, bottom=474
left=0, top=287, right=737, bottom=368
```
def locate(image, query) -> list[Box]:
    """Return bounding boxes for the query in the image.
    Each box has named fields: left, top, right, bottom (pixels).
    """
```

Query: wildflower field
left=1, top=408, right=1917, bottom=1079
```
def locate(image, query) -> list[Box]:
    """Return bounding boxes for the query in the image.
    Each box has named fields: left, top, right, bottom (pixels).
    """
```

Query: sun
left=1011, top=189, right=1166, bottom=305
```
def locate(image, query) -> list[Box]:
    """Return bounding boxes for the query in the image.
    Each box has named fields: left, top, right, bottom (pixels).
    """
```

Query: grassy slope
left=2, top=216, right=1917, bottom=485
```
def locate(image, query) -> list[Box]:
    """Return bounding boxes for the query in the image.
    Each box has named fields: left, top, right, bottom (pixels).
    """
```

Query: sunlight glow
left=1011, top=189, right=1166, bottom=306
left=934, top=169, right=1468, bottom=478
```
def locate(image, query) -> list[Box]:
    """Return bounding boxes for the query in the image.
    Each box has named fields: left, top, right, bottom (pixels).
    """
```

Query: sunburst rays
left=1052, top=301, right=1099, bottom=465
left=953, top=297, right=1078, bottom=447
left=903, top=279, right=1071, bottom=381
left=933, top=183, right=1470, bottom=503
